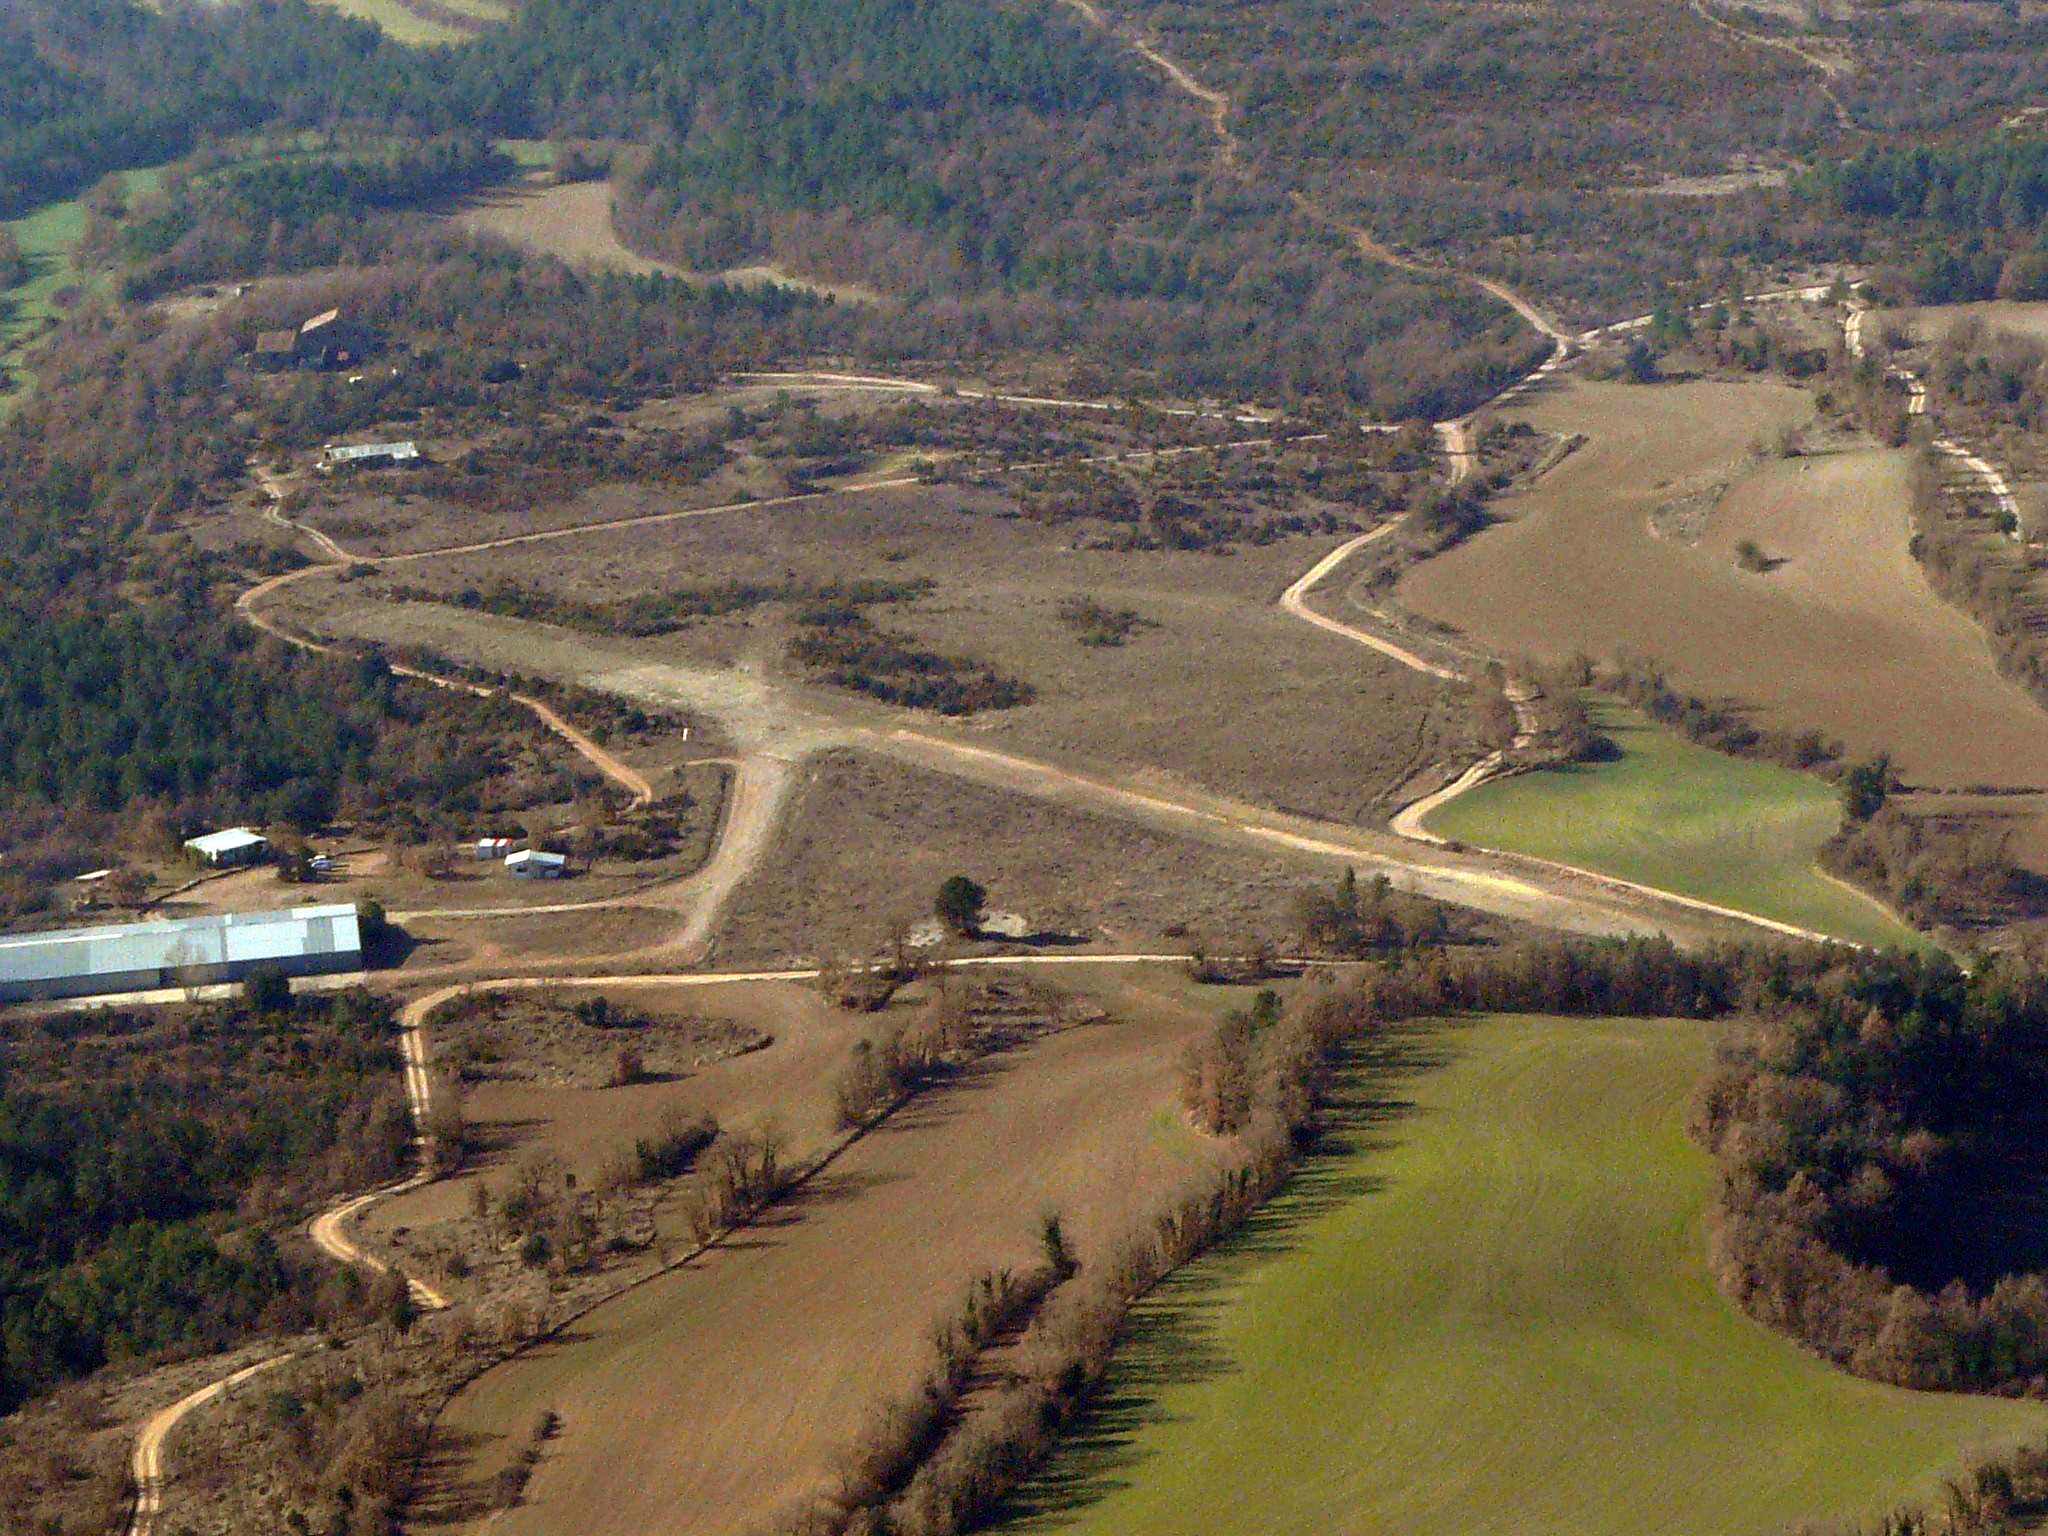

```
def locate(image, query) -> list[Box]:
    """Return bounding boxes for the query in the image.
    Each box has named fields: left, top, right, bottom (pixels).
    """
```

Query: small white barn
left=321, top=441, right=420, bottom=471
left=475, top=836, right=517, bottom=861
left=506, top=849, right=568, bottom=879
left=185, top=828, right=272, bottom=868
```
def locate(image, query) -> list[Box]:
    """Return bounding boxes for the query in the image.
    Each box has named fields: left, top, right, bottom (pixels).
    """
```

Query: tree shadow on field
left=993, top=1024, right=1451, bottom=1530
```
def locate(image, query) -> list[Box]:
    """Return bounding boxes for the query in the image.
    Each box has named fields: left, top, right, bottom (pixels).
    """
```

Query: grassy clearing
left=0, top=198, right=88, bottom=383
left=306, top=0, right=476, bottom=47
left=1000, top=1013, right=2046, bottom=1536
left=1424, top=700, right=1924, bottom=949
left=0, top=168, right=163, bottom=410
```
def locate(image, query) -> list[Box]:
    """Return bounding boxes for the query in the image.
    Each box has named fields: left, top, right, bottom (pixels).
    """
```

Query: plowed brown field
left=415, top=967, right=1243, bottom=1536
left=1400, top=378, right=2048, bottom=791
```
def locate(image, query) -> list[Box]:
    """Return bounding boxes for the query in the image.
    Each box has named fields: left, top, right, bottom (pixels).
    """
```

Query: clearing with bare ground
left=361, top=980, right=852, bottom=1274
left=709, top=749, right=1485, bottom=964
left=295, top=487, right=1472, bottom=827
left=413, top=966, right=1253, bottom=1536
left=448, top=179, right=880, bottom=304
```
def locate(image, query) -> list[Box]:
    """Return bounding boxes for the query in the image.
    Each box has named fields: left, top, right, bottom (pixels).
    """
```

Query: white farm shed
left=185, top=828, right=272, bottom=868
left=506, top=849, right=568, bottom=879
left=321, top=441, right=419, bottom=470
left=0, top=903, right=365, bottom=1004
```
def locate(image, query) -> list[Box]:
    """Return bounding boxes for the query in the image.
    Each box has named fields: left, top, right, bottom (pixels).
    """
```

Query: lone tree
left=935, top=875, right=987, bottom=936
left=1842, top=754, right=1892, bottom=824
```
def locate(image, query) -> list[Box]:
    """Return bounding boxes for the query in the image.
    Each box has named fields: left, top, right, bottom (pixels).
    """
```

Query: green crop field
left=1423, top=699, right=1924, bottom=950
left=1000, top=1014, right=2047, bottom=1536
left=1, top=168, right=162, bottom=412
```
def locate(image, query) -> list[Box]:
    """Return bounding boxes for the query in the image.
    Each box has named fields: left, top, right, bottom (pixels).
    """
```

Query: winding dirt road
left=246, top=467, right=655, bottom=806
left=1686, top=0, right=1858, bottom=132
left=126, top=987, right=448, bottom=1536
left=126, top=1354, right=297, bottom=1536
left=1843, top=305, right=2022, bottom=528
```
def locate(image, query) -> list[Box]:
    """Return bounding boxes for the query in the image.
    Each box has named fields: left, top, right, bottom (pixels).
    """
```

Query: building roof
left=322, top=441, right=419, bottom=465
left=300, top=308, right=341, bottom=334
left=0, top=904, right=362, bottom=990
left=254, top=329, right=297, bottom=354
left=506, top=849, right=568, bottom=867
left=184, top=828, right=270, bottom=857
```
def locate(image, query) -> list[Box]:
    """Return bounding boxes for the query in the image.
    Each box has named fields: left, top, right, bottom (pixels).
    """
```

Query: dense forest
left=0, top=602, right=386, bottom=816
left=1, top=0, right=1538, bottom=415
left=1695, top=952, right=2048, bottom=1394
left=123, top=135, right=514, bottom=267
left=0, top=987, right=410, bottom=1411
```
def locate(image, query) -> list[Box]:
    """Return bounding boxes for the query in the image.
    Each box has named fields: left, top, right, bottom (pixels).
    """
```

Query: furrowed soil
left=996, top=1013, right=2048, bottom=1536
left=413, top=966, right=1256, bottom=1536
left=1423, top=702, right=1925, bottom=951
left=1399, top=377, right=2048, bottom=793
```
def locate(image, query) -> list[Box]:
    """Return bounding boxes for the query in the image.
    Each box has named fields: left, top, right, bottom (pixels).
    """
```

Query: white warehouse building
left=0, top=903, right=365, bottom=1005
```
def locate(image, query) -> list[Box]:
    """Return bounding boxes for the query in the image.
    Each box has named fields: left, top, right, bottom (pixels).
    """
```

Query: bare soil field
left=416, top=965, right=1254, bottom=1536
left=1400, top=377, right=2048, bottom=791
left=313, top=487, right=1469, bottom=826
left=448, top=180, right=880, bottom=304
left=1895, top=299, right=2048, bottom=348
left=712, top=748, right=1427, bottom=964
left=390, top=906, right=686, bottom=976
left=433, top=987, right=770, bottom=1088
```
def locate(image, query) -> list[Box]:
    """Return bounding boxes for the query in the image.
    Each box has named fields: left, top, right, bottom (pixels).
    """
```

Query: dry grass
left=322, top=485, right=1470, bottom=825
left=432, top=987, right=769, bottom=1089
left=713, top=748, right=1394, bottom=964
left=364, top=980, right=851, bottom=1258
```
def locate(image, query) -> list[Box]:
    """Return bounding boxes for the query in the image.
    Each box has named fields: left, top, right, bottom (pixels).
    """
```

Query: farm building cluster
left=0, top=903, right=366, bottom=1004
left=251, top=308, right=381, bottom=372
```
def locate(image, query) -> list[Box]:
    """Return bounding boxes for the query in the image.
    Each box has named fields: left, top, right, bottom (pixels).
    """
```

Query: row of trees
left=785, top=932, right=1860, bottom=1536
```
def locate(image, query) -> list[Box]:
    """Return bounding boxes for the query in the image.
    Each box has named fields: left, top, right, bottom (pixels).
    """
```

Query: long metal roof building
left=0, top=903, right=365, bottom=1005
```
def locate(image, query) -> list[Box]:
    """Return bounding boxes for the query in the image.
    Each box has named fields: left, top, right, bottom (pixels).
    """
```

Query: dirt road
left=127, top=986, right=448, bottom=1534
left=1279, top=525, right=1460, bottom=681
left=1843, top=304, right=2021, bottom=528
left=305, top=988, right=449, bottom=1308
left=243, top=476, right=656, bottom=807
left=1686, top=0, right=1858, bottom=132
left=126, top=1353, right=297, bottom=1536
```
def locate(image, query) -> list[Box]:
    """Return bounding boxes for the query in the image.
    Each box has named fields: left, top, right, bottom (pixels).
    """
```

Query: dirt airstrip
left=306, top=489, right=1472, bottom=829
left=711, top=748, right=1428, bottom=963
left=1401, top=377, right=2048, bottom=794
